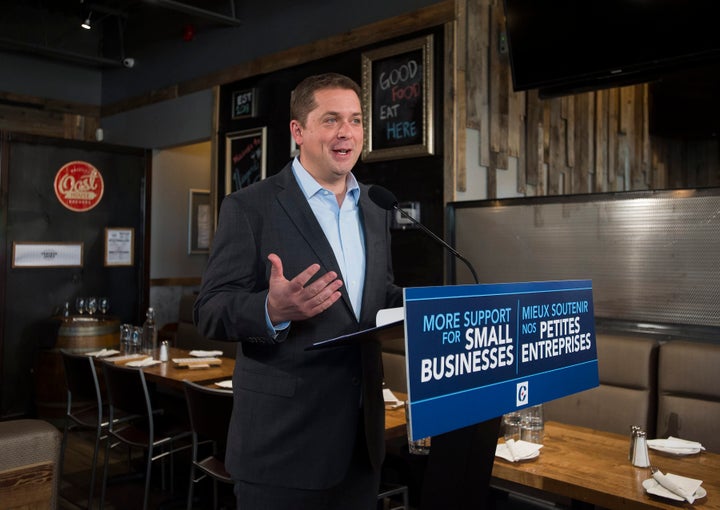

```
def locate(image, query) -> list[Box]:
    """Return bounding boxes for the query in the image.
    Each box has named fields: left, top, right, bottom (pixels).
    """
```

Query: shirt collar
left=291, top=157, right=360, bottom=204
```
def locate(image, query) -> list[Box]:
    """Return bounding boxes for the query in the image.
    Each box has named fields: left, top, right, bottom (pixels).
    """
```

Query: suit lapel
left=274, top=165, right=355, bottom=316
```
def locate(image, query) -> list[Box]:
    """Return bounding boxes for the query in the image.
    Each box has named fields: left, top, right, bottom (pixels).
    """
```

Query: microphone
left=368, top=185, right=480, bottom=284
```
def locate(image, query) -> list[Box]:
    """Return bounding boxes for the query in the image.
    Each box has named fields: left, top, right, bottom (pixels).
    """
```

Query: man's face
left=291, top=87, right=363, bottom=189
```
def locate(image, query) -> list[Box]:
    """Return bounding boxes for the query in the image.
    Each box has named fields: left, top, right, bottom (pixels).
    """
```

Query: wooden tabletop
left=492, top=421, right=720, bottom=510
left=100, top=346, right=235, bottom=391
left=385, top=391, right=408, bottom=440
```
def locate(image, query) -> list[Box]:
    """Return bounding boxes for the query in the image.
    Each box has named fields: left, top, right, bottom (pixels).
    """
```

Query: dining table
left=98, top=346, right=235, bottom=391
left=491, top=421, right=719, bottom=510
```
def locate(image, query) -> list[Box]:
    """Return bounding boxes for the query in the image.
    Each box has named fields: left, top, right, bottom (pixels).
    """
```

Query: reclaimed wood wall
left=462, top=0, right=720, bottom=198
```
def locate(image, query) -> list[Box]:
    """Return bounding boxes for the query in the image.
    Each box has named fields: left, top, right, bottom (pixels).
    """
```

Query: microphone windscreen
left=368, top=185, right=398, bottom=210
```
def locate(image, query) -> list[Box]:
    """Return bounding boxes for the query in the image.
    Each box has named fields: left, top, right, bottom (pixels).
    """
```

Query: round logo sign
left=54, top=161, right=104, bottom=212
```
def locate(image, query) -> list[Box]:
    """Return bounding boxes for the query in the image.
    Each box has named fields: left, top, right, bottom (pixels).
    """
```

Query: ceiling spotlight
left=81, top=13, right=92, bottom=30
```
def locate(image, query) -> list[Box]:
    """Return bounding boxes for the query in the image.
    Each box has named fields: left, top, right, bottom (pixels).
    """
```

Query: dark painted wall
left=217, top=29, right=445, bottom=288
left=1, top=133, right=148, bottom=417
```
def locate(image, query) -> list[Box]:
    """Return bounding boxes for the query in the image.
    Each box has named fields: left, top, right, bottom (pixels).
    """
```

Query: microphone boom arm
left=393, top=206, right=480, bottom=284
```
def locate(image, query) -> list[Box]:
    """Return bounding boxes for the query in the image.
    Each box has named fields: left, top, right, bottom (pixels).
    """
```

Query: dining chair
left=99, top=361, right=191, bottom=510
left=59, top=349, right=125, bottom=510
left=183, top=380, right=234, bottom=510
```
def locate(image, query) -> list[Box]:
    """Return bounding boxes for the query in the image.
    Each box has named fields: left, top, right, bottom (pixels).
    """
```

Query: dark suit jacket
left=194, top=163, right=403, bottom=490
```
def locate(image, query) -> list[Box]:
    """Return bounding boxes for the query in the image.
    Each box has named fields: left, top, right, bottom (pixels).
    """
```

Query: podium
left=309, top=321, right=502, bottom=509
left=310, top=280, right=599, bottom=510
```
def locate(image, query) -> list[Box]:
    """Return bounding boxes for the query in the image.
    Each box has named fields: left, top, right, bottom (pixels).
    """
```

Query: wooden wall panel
left=462, top=0, right=719, bottom=198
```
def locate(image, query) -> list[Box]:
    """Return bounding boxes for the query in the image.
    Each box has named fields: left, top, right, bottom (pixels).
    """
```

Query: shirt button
left=351, top=377, right=360, bottom=386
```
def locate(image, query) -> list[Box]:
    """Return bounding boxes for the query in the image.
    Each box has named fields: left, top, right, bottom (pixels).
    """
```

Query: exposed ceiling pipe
left=141, top=0, right=242, bottom=26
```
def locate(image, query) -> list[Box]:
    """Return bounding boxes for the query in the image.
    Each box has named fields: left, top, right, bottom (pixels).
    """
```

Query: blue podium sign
left=404, top=280, right=598, bottom=440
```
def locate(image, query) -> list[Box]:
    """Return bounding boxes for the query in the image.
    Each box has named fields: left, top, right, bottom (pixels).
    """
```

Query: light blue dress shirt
left=265, top=159, right=367, bottom=335
left=292, top=158, right=366, bottom=320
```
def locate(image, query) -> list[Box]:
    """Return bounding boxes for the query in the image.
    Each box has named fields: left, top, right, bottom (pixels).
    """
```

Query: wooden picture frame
left=188, top=189, right=211, bottom=254
left=12, top=242, right=84, bottom=268
left=225, top=127, right=267, bottom=195
left=104, top=228, right=134, bottom=266
left=361, top=34, right=434, bottom=162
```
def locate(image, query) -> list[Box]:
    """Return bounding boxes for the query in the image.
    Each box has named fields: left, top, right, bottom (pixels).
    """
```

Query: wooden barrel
left=34, top=316, right=120, bottom=424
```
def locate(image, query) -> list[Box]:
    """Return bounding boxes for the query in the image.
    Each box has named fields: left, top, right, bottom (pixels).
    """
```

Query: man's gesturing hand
left=266, top=253, right=343, bottom=324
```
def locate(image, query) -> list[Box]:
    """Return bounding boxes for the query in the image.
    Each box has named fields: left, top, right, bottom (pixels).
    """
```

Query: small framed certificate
left=104, top=228, right=134, bottom=266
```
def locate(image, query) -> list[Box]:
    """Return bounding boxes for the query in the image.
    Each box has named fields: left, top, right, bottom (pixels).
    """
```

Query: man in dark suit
left=194, top=73, right=403, bottom=510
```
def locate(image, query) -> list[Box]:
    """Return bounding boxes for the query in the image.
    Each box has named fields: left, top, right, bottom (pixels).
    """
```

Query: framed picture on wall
left=188, top=189, right=211, bottom=254
left=225, top=127, right=267, bottom=195
left=360, top=34, right=435, bottom=162
left=104, top=228, right=134, bottom=266
left=12, top=242, right=84, bottom=268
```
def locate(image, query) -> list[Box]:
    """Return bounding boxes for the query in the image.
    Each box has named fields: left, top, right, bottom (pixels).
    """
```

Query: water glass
left=86, top=296, right=98, bottom=315
left=75, top=297, right=85, bottom=315
left=520, top=404, right=544, bottom=444
left=502, top=411, right=523, bottom=442
left=99, top=297, right=110, bottom=315
left=405, top=402, right=431, bottom=455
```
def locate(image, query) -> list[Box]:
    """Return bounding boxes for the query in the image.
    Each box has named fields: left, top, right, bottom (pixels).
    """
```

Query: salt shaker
left=629, top=425, right=641, bottom=460
left=631, top=430, right=650, bottom=467
left=160, top=341, right=169, bottom=362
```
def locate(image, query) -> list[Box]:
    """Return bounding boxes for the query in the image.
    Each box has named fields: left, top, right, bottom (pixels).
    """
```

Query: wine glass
left=99, top=297, right=110, bottom=315
left=75, top=297, right=85, bottom=315
left=86, top=296, right=98, bottom=316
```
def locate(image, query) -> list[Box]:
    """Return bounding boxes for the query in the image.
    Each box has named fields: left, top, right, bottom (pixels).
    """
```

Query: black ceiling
left=0, top=0, right=242, bottom=68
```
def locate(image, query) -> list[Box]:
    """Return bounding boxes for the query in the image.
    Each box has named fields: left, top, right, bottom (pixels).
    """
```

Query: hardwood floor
left=58, top=427, right=235, bottom=509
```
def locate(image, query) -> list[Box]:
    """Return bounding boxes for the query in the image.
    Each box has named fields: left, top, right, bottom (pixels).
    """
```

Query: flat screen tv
left=503, top=0, right=720, bottom=97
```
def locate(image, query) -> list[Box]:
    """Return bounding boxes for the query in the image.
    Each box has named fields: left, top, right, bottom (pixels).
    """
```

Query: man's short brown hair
left=290, top=73, right=362, bottom=126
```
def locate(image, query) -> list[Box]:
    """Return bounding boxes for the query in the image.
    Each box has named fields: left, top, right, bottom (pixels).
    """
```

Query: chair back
left=61, top=350, right=103, bottom=405
left=102, top=361, right=153, bottom=421
left=184, top=380, right=233, bottom=447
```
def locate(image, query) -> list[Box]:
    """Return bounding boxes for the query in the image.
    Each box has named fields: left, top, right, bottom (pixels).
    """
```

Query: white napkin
left=647, top=436, right=705, bottom=453
left=650, top=470, right=703, bottom=503
left=126, top=357, right=161, bottom=367
left=189, top=350, right=224, bottom=357
left=495, top=439, right=543, bottom=462
left=86, top=348, right=120, bottom=357
left=383, top=388, right=404, bottom=409
left=215, top=380, right=233, bottom=389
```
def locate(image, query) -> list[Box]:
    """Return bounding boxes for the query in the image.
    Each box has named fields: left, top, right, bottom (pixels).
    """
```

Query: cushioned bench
left=0, top=419, right=61, bottom=510
left=656, top=340, right=720, bottom=453
left=544, top=333, right=659, bottom=437
left=175, top=293, right=236, bottom=358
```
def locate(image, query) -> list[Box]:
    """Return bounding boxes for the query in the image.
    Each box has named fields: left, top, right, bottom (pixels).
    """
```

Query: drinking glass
left=99, top=297, right=110, bottom=315
left=75, top=297, right=85, bottom=315
left=86, top=296, right=98, bottom=315
left=502, top=411, right=523, bottom=442
left=520, top=404, right=544, bottom=444
left=405, top=402, right=431, bottom=455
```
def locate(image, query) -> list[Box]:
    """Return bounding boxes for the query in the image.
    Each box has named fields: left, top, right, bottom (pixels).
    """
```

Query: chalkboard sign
left=231, top=88, right=258, bottom=119
left=225, top=127, right=266, bottom=195
left=361, top=35, right=434, bottom=162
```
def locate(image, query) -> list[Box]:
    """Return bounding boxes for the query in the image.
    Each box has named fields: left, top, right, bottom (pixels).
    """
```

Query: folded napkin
left=215, top=380, right=233, bottom=389
left=383, top=388, right=404, bottom=409
left=126, top=357, right=161, bottom=367
left=647, top=436, right=705, bottom=453
left=650, top=470, right=703, bottom=503
left=495, top=439, right=543, bottom=462
left=86, top=348, right=120, bottom=357
left=189, top=350, right=224, bottom=357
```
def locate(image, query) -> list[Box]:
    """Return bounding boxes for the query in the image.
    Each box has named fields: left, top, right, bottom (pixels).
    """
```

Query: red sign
left=54, top=161, right=104, bottom=212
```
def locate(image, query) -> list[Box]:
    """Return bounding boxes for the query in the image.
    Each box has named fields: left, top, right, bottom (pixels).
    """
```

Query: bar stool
left=183, top=380, right=234, bottom=510
left=100, top=361, right=191, bottom=510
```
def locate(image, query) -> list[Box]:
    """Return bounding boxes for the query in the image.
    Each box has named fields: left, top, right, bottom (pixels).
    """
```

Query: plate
left=642, top=479, right=707, bottom=501
left=648, top=444, right=702, bottom=456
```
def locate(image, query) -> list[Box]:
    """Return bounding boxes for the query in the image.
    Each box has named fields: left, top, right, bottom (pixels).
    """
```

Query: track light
left=81, top=12, right=92, bottom=30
